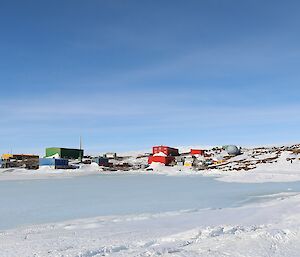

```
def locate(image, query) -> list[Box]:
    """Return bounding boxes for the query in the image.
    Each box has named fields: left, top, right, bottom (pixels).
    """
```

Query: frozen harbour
left=1, top=171, right=300, bottom=256
left=1, top=173, right=300, bottom=230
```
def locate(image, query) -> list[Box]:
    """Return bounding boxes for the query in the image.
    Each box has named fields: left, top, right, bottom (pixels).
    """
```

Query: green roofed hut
left=46, top=147, right=84, bottom=160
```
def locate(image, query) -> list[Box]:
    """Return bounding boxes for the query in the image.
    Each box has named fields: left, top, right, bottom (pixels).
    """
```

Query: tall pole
left=79, top=136, right=83, bottom=162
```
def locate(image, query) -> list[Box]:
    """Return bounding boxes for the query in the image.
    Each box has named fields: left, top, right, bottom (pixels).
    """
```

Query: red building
left=190, top=149, right=205, bottom=156
left=152, top=146, right=179, bottom=156
left=148, top=156, right=175, bottom=166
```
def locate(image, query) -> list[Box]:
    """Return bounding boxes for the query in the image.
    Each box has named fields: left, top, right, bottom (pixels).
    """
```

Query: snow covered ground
left=1, top=191, right=300, bottom=257
left=1, top=145, right=300, bottom=256
left=0, top=164, right=100, bottom=181
left=204, top=151, right=300, bottom=183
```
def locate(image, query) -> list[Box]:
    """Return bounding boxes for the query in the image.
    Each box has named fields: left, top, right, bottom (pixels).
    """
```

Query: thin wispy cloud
left=1, top=0, right=300, bottom=153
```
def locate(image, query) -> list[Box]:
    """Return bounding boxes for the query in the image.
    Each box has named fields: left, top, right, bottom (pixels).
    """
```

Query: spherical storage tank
left=225, top=145, right=240, bottom=155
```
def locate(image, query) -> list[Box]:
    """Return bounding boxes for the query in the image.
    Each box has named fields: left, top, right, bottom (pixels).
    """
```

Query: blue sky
left=1, top=0, right=300, bottom=155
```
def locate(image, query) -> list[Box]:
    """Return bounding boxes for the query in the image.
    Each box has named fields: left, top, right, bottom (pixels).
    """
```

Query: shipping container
left=2, top=154, right=39, bottom=169
left=152, top=146, right=179, bottom=156
left=148, top=156, right=175, bottom=166
left=176, top=161, right=184, bottom=166
left=184, top=162, right=193, bottom=167
left=190, top=149, right=205, bottom=156
left=92, top=157, right=109, bottom=167
left=39, top=158, right=69, bottom=169
left=104, top=152, right=117, bottom=159
left=45, top=148, right=84, bottom=160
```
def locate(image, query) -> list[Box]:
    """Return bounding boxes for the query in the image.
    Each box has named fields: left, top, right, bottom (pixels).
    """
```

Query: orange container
left=190, top=149, right=205, bottom=155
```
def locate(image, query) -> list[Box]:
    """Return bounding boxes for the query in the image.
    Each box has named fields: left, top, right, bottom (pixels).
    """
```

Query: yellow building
left=2, top=154, right=13, bottom=160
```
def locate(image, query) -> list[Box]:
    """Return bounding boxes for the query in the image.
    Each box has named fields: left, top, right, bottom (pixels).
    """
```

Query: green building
left=46, top=147, right=84, bottom=160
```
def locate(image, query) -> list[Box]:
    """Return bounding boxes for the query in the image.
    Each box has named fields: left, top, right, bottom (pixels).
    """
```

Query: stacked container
left=148, top=145, right=179, bottom=166
left=152, top=146, right=179, bottom=156
left=39, top=158, right=69, bottom=169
